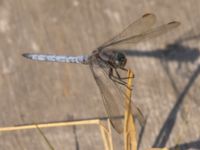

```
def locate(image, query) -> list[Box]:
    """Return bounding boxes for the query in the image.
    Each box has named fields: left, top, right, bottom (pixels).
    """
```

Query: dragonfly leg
left=109, top=68, right=132, bottom=90
left=115, top=68, right=122, bottom=79
left=111, top=68, right=127, bottom=84
left=115, top=68, right=135, bottom=80
left=119, top=76, right=134, bottom=80
left=120, top=67, right=128, bottom=71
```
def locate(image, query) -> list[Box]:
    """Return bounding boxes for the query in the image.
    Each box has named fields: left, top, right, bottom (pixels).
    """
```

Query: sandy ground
left=0, top=0, right=200, bottom=149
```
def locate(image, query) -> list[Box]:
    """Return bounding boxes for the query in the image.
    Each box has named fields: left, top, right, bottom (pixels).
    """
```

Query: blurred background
left=0, top=0, right=200, bottom=149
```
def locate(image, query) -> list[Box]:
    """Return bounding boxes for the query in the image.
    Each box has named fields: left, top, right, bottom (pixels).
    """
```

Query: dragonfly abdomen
left=22, top=53, right=89, bottom=64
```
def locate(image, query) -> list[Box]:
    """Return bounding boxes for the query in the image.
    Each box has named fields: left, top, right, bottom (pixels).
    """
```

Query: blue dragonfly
left=23, top=13, right=180, bottom=133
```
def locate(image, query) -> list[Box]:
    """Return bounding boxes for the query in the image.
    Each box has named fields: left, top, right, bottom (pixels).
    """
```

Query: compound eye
left=118, top=53, right=125, bottom=60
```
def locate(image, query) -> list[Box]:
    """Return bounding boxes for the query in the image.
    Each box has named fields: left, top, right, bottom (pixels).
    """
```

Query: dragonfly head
left=115, top=52, right=127, bottom=68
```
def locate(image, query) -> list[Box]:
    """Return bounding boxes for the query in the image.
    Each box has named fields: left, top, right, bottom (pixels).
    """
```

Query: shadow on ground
left=122, top=32, right=200, bottom=149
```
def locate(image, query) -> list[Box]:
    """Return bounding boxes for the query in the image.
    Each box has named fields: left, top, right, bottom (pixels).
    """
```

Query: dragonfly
left=22, top=13, right=180, bottom=134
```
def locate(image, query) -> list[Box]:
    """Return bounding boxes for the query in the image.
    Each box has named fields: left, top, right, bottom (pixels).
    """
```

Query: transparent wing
left=102, top=21, right=180, bottom=49
left=90, top=61, right=124, bottom=133
left=99, top=13, right=156, bottom=49
left=89, top=59, right=144, bottom=133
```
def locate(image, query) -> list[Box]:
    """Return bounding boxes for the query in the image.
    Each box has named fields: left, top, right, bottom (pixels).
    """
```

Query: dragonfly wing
left=103, top=21, right=180, bottom=49
left=131, top=103, right=145, bottom=127
left=89, top=58, right=145, bottom=133
left=100, top=13, right=156, bottom=49
left=90, top=60, right=124, bottom=133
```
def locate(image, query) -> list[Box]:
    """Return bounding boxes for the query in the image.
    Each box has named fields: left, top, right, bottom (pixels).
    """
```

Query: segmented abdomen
left=23, top=53, right=89, bottom=64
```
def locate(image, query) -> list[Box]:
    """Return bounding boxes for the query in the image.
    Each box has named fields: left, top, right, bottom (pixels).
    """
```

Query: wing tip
left=142, top=13, right=156, bottom=24
left=142, top=13, right=156, bottom=18
left=168, top=21, right=181, bottom=25
left=168, top=21, right=181, bottom=28
left=142, top=13, right=181, bottom=28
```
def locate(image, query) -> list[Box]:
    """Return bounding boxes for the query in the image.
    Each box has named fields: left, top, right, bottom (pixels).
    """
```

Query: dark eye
left=117, top=53, right=125, bottom=61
